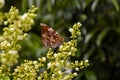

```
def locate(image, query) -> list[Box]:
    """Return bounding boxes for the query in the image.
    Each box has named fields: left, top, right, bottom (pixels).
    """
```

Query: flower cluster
left=13, top=57, right=46, bottom=80
left=11, top=22, right=89, bottom=80
left=0, top=6, right=37, bottom=77
left=37, top=22, right=89, bottom=80
left=0, top=5, right=89, bottom=79
left=69, top=22, right=81, bottom=39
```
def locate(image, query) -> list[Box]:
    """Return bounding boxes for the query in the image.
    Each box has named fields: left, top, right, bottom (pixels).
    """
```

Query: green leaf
left=84, top=34, right=92, bottom=44
left=74, top=0, right=81, bottom=9
left=111, top=0, right=119, bottom=11
left=85, top=70, right=97, bottom=80
left=28, top=0, right=35, bottom=7
left=96, top=28, right=109, bottom=46
left=91, top=0, right=99, bottom=12
left=86, top=0, right=93, bottom=6
left=19, top=33, right=44, bottom=58
left=97, top=48, right=106, bottom=62
left=80, top=0, right=93, bottom=10
left=21, top=0, right=28, bottom=13
left=84, top=46, right=95, bottom=59
left=84, top=28, right=99, bottom=44
left=36, top=0, right=40, bottom=8
left=47, top=0, right=52, bottom=12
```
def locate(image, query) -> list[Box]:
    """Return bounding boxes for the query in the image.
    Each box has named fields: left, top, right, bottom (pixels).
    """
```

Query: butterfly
left=40, top=23, right=64, bottom=49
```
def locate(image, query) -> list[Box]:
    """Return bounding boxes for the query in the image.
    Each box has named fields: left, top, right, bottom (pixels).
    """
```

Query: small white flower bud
left=58, top=71, right=62, bottom=75
left=73, top=72, right=78, bottom=76
left=55, top=62, right=59, bottom=67
left=10, top=27, right=15, bottom=32
left=33, top=61, right=38, bottom=64
left=21, top=13, right=28, bottom=20
left=85, top=59, right=89, bottom=63
left=54, top=53, right=57, bottom=58
left=47, top=62, right=51, bottom=69
left=69, top=28, right=74, bottom=33
left=68, top=52, right=71, bottom=55
left=4, top=21, right=8, bottom=25
left=75, top=67, right=79, bottom=71
left=41, top=57, right=46, bottom=62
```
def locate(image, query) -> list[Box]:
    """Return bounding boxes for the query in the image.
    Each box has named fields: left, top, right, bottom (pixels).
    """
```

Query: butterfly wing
left=41, top=23, right=51, bottom=48
left=40, top=23, right=64, bottom=49
left=48, top=28, right=64, bottom=49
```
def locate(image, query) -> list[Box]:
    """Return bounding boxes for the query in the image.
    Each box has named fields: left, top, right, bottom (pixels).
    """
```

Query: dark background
left=0, top=0, right=120, bottom=80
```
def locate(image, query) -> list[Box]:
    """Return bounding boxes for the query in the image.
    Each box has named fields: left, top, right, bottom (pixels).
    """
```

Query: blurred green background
left=0, top=0, right=120, bottom=80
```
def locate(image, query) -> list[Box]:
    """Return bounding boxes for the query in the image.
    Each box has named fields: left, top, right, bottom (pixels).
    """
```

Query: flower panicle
left=0, top=5, right=89, bottom=79
left=36, top=22, right=89, bottom=80
left=69, top=22, right=82, bottom=39
left=0, top=5, right=38, bottom=76
left=12, top=22, right=89, bottom=80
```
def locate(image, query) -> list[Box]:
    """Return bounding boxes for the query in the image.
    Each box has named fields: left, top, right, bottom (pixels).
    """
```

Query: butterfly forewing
left=40, top=23, right=64, bottom=49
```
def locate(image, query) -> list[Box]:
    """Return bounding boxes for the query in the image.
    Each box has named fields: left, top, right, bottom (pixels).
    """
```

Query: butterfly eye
left=40, top=23, right=64, bottom=49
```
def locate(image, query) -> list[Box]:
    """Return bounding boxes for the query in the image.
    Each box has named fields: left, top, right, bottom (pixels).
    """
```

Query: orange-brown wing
left=40, top=23, right=51, bottom=48
left=40, top=23, right=64, bottom=49
left=48, top=28, right=64, bottom=49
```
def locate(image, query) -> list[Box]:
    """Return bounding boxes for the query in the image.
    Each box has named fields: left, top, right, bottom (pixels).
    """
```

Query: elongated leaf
left=91, top=0, right=99, bottom=12
left=84, top=28, right=99, bottom=44
left=36, top=0, right=40, bottom=8
left=96, top=28, right=109, bottom=46
left=111, top=0, right=119, bottom=11
left=86, top=0, right=93, bottom=6
left=28, top=0, right=34, bottom=8
left=85, top=70, right=97, bottom=80
left=84, top=46, right=95, bottom=59
left=21, top=0, right=28, bottom=13
left=47, top=0, right=52, bottom=12
left=74, top=0, right=81, bottom=9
